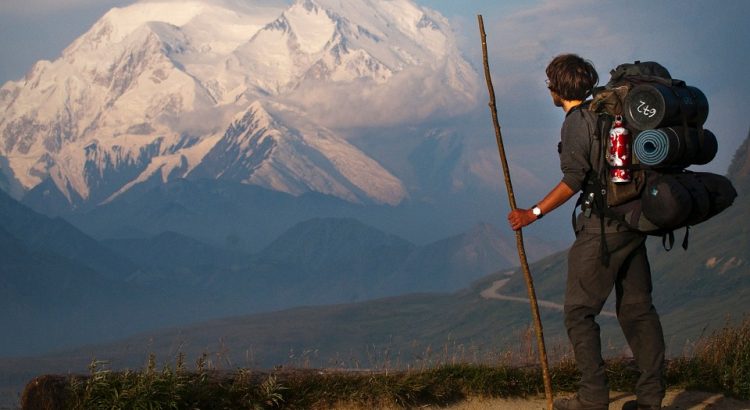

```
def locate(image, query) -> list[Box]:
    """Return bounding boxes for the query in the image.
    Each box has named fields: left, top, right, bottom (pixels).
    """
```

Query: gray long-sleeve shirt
left=559, top=104, right=601, bottom=194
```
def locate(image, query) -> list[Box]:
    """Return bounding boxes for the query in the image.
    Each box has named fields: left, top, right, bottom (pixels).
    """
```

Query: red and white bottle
left=608, top=115, right=632, bottom=183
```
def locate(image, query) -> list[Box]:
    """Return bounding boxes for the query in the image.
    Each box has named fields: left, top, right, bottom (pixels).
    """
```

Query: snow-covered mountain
left=0, top=0, right=478, bottom=208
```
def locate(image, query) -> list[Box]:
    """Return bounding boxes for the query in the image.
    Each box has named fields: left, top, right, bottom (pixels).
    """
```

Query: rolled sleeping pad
left=624, top=83, right=709, bottom=130
left=634, top=129, right=670, bottom=166
left=633, top=127, right=718, bottom=167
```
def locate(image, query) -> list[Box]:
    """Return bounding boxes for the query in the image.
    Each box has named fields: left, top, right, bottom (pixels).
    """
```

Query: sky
left=1, top=0, right=748, bottom=203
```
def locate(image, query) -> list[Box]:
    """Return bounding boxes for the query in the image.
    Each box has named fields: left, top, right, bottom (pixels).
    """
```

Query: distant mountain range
left=0, top=188, right=197, bottom=354
left=0, top=186, right=559, bottom=358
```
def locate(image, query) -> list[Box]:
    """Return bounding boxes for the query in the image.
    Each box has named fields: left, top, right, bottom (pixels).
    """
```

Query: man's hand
left=508, top=208, right=536, bottom=231
left=507, top=182, right=575, bottom=231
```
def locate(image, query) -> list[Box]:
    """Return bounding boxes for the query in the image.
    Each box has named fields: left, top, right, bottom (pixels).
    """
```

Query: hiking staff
left=477, top=15, right=553, bottom=410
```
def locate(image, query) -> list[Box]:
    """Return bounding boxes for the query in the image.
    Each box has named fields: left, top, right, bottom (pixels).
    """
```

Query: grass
left=667, top=317, right=750, bottom=399
left=21, top=318, right=750, bottom=409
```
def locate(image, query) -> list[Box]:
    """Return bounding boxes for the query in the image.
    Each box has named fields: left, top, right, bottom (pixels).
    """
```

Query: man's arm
left=507, top=181, right=576, bottom=231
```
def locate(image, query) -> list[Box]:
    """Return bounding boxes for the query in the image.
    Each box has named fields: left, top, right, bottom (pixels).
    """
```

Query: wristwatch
left=532, top=205, right=544, bottom=219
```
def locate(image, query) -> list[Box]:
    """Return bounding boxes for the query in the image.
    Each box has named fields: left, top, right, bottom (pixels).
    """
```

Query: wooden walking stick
left=477, top=15, right=554, bottom=410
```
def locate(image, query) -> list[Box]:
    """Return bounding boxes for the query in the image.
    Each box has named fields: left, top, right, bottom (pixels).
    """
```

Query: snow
left=285, top=0, right=336, bottom=54
left=104, top=131, right=223, bottom=203
left=378, top=0, right=424, bottom=37
left=262, top=101, right=407, bottom=204
left=0, top=0, right=476, bottom=206
left=234, top=18, right=297, bottom=94
left=98, top=2, right=209, bottom=44
left=302, top=128, right=407, bottom=205
left=179, top=4, right=282, bottom=56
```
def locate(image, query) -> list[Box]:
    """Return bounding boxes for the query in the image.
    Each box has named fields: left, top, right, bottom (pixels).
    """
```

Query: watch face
left=533, top=207, right=542, bottom=216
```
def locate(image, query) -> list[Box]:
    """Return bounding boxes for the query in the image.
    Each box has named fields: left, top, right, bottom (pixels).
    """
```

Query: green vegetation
left=22, top=318, right=749, bottom=409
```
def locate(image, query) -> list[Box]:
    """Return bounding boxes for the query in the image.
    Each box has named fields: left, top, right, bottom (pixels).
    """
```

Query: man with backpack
left=508, top=54, right=665, bottom=410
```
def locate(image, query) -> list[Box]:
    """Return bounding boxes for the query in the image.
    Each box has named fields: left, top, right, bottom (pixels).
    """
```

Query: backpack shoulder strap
left=569, top=110, right=616, bottom=266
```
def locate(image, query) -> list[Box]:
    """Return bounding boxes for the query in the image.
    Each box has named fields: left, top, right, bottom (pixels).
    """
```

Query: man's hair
left=545, top=54, right=599, bottom=100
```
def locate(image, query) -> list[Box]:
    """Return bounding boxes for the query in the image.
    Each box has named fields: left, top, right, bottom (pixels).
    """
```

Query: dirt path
left=479, top=278, right=617, bottom=318
left=334, top=389, right=750, bottom=409
left=434, top=390, right=750, bottom=409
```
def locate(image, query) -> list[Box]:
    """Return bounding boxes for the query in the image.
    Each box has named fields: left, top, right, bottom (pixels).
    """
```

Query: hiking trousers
left=564, top=217, right=665, bottom=407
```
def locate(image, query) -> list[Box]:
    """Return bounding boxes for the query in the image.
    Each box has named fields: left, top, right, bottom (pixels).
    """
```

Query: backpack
left=582, top=61, right=737, bottom=254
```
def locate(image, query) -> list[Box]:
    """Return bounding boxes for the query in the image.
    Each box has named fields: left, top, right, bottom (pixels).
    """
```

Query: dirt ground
left=333, top=389, right=750, bottom=409
left=438, top=390, right=750, bottom=410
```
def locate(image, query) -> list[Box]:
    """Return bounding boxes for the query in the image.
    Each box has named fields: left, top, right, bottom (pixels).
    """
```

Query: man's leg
left=563, top=231, right=615, bottom=406
left=564, top=304, right=610, bottom=405
left=616, top=241, right=666, bottom=407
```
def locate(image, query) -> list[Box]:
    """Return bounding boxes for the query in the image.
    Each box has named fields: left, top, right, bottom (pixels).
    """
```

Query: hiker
left=507, top=54, right=665, bottom=410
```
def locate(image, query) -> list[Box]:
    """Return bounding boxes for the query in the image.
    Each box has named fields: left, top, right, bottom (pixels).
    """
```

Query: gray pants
left=564, top=215, right=665, bottom=406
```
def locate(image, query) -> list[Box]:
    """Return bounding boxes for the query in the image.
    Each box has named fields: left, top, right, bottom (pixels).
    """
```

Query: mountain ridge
left=2, top=186, right=553, bottom=357
left=0, top=188, right=138, bottom=280
left=728, top=129, right=750, bottom=191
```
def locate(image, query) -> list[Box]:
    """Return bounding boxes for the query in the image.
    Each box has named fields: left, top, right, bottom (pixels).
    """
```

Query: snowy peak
left=232, top=0, right=462, bottom=95
left=62, top=2, right=205, bottom=59
left=190, top=101, right=407, bottom=205
left=79, top=2, right=208, bottom=46
left=229, top=101, right=277, bottom=140
left=232, top=1, right=343, bottom=93
left=0, top=0, right=476, bottom=209
left=285, top=0, right=337, bottom=54
left=316, top=0, right=449, bottom=59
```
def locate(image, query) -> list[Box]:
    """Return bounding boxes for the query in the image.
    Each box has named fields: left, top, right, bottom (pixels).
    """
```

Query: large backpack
left=583, top=61, right=737, bottom=252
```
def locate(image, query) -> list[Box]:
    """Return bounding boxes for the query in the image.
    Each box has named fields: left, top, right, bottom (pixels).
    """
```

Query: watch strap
left=532, top=205, right=544, bottom=219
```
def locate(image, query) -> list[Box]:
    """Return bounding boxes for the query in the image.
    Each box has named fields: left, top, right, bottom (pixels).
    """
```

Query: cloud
left=0, top=0, right=134, bottom=15
left=479, top=0, right=745, bottom=97
left=0, top=0, right=289, bottom=15
left=283, top=60, right=480, bottom=129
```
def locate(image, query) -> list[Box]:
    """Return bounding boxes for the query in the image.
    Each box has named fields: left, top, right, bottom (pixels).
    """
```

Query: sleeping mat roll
left=633, top=127, right=717, bottom=168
